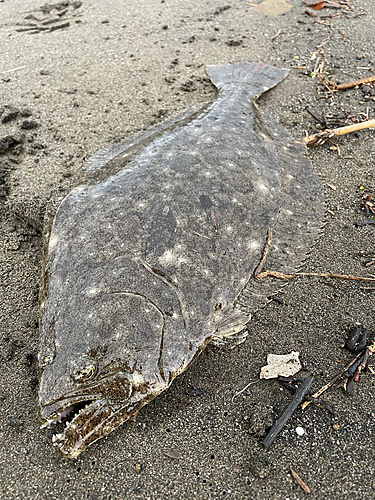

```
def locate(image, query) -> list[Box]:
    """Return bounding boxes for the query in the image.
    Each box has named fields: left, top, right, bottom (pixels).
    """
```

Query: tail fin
left=206, top=61, right=289, bottom=97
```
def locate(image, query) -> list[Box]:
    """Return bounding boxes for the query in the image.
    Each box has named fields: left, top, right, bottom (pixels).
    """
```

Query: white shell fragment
left=296, top=426, right=305, bottom=436
left=260, top=351, right=301, bottom=380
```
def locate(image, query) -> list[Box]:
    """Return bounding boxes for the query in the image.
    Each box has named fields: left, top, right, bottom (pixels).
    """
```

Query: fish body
left=38, top=62, right=324, bottom=458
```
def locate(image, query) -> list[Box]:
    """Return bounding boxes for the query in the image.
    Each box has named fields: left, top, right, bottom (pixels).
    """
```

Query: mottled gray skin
left=38, top=62, right=324, bottom=458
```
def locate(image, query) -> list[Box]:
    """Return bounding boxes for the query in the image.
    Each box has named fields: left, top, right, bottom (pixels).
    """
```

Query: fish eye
left=71, top=359, right=98, bottom=383
left=77, top=365, right=96, bottom=381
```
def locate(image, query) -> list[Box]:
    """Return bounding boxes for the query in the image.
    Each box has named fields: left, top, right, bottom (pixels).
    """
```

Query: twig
left=256, top=270, right=375, bottom=282
left=365, top=256, right=375, bottom=267
left=301, top=339, right=375, bottom=409
left=0, top=66, right=26, bottom=74
left=305, top=106, right=325, bottom=125
left=271, top=29, right=283, bottom=40
left=194, top=232, right=210, bottom=240
left=263, top=377, right=314, bottom=449
left=331, top=75, right=375, bottom=91
left=355, top=220, right=375, bottom=227
left=281, top=382, right=336, bottom=415
left=303, top=119, right=375, bottom=146
left=291, top=468, right=311, bottom=494
left=254, top=229, right=273, bottom=278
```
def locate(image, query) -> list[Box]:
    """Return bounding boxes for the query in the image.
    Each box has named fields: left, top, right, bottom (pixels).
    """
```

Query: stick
left=194, top=232, right=210, bottom=240
left=281, top=382, right=336, bottom=415
left=332, top=75, right=375, bottom=91
left=291, top=468, right=311, bottom=494
left=298, top=272, right=375, bottom=282
left=271, top=29, right=282, bottom=40
left=256, top=270, right=375, bottom=282
left=303, top=119, right=375, bottom=146
left=301, top=340, right=375, bottom=409
left=355, top=220, right=375, bottom=227
left=263, top=377, right=314, bottom=449
left=254, top=229, right=273, bottom=278
left=0, top=66, right=26, bottom=74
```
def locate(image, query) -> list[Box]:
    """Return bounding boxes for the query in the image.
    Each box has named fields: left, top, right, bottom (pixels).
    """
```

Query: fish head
left=38, top=291, right=168, bottom=458
left=38, top=349, right=161, bottom=458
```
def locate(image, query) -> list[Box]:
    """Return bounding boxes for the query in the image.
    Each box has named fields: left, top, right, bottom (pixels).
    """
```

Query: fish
left=38, top=61, right=324, bottom=458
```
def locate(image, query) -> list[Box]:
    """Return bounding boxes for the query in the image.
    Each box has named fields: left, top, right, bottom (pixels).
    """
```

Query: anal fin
left=214, top=306, right=250, bottom=338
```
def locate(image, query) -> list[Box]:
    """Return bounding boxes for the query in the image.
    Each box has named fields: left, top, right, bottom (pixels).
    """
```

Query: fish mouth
left=40, top=370, right=136, bottom=458
left=46, top=398, right=124, bottom=459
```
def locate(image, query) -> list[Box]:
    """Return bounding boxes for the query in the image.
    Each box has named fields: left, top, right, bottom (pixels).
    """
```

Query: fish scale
left=38, top=61, right=325, bottom=458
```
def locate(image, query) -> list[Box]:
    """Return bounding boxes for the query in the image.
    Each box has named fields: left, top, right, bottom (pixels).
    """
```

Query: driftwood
left=303, top=119, right=375, bottom=147
left=331, top=75, right=375, bottom=91
left=263, top=377, right=314, bottom=449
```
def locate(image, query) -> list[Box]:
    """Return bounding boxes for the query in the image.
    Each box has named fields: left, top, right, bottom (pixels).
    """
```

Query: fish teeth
left=40, top=417, right=57, bottom=429
left=52, top=433, right=63, bottom=443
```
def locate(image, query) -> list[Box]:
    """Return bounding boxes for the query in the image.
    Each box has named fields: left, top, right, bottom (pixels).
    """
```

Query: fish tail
left=206, top=61, right=289, bottom=97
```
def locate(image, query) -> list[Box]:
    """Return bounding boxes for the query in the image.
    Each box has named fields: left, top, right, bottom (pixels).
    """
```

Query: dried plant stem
left=303, top=119, right=375, bottom=146
left=333, top=75, right=375, bottom=91
left=256, top=270, right=375, bottom=282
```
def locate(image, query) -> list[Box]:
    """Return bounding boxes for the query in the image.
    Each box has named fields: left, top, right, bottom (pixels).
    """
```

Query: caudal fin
left=206, top=61, right=289, bottom=97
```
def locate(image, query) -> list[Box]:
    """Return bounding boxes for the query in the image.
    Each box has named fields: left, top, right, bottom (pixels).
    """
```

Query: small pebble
left=295, top=426, right=305, bottom=436
left=332, top=424, right=340, bottom=431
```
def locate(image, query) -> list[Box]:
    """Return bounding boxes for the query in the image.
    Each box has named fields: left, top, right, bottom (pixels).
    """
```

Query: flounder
left=38, top=62, right=324, bottom=458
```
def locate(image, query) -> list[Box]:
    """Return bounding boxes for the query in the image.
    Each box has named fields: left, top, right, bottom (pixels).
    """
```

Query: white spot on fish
left=132, top=371, right=145, bottom=387
left=159, top=249, right=174, bottom=264
left=49, top=235, right=58, bottom=252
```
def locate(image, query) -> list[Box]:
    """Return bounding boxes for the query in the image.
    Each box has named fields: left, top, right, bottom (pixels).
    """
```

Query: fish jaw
left=51, top=399, right=126, bottom=459
left=39, top=369, right=166, bottom=458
